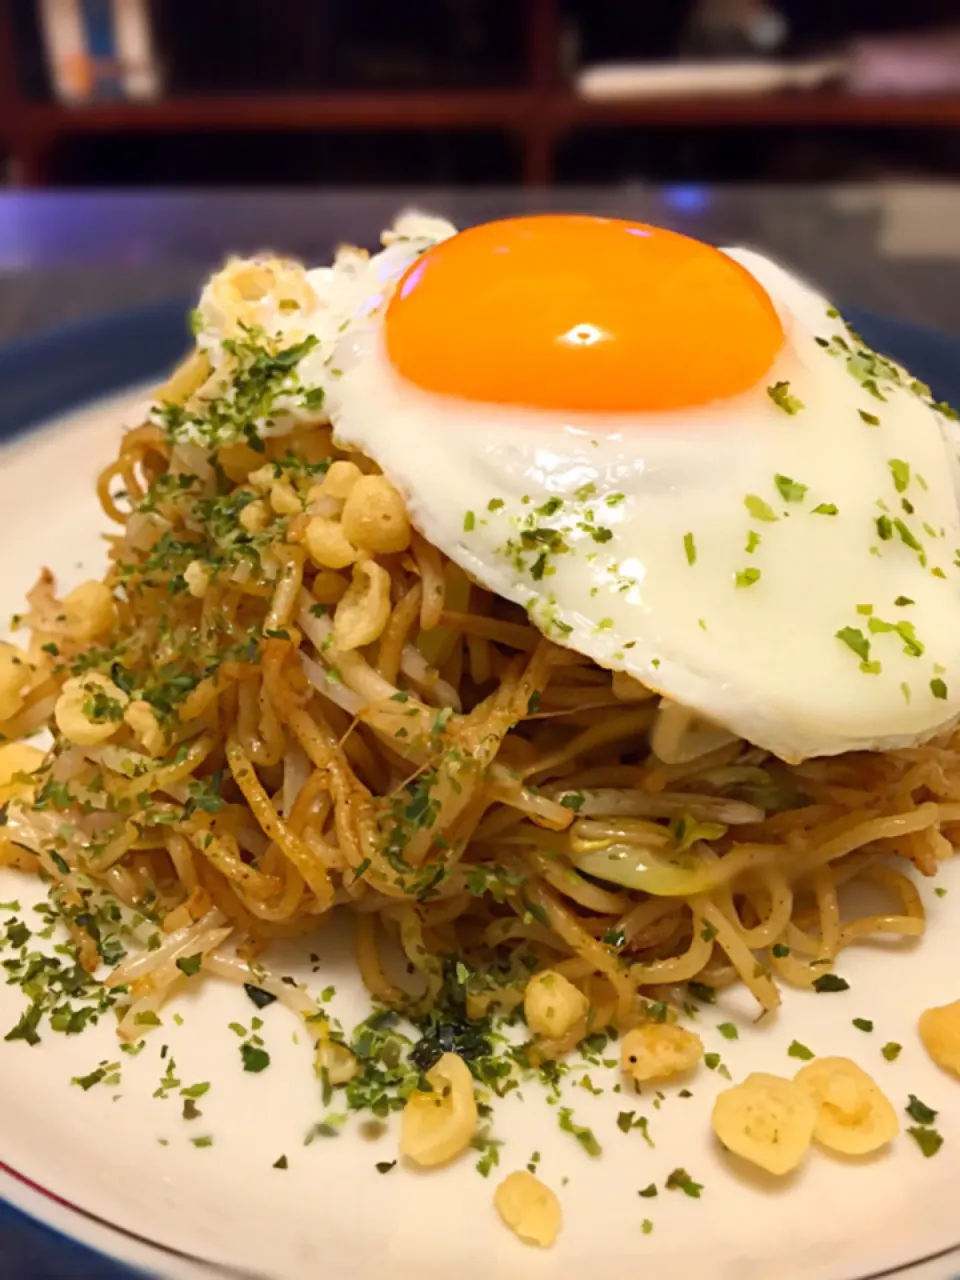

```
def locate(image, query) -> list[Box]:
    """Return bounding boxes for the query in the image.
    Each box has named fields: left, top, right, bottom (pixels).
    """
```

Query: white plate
left=2, top=390, right=960, bottom=1280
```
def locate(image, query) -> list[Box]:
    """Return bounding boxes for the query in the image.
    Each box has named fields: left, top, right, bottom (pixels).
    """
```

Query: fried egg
left=195, top=212, right=960, bottom=762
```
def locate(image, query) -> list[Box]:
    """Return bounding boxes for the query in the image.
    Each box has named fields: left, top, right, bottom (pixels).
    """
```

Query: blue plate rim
left=0, top=295, right=193, bottom=447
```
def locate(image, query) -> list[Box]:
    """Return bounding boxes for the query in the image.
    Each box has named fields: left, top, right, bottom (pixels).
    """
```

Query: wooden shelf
left=553, top=91, right=960, bottom=128
left=22, top=88, right=960, bottom=136
left=5, top=0, right=960, bottom=186
left=22, top=91, right=533, bottom=134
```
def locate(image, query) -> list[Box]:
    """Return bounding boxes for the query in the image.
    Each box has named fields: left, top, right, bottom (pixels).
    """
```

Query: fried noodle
left=0, top=338, right=953, bottom=1064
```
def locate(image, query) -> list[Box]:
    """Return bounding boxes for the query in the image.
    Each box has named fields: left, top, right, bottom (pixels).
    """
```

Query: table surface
left=2, top=184, right=960, bottom=341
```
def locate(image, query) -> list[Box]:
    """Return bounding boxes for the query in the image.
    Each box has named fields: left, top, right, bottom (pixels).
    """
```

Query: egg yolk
left=385, top=215, right=784, bottom=414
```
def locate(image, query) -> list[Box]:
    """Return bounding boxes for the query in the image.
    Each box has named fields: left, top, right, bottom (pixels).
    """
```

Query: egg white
left=328, top=243, right=960, bottom=762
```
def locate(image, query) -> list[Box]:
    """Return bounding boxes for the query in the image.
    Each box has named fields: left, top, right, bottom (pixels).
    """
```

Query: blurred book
left=846, top=29, right=960, bottom=95
left=113, top=0, right=160, bottom=99
left=576, top=57, right=845, bottom=101
left=38, top=0, right=160, bottom=103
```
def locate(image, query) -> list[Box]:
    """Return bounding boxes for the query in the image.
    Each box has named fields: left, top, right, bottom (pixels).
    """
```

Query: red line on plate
left=0, top=1158, right=257, bottom=1276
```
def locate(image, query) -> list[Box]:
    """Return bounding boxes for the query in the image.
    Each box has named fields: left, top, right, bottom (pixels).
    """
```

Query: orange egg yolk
left=385, top=215, right=784, bottom=414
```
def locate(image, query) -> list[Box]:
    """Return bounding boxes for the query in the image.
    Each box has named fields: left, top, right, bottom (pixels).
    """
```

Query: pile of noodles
left=2, top=345, right=958, bottom=1062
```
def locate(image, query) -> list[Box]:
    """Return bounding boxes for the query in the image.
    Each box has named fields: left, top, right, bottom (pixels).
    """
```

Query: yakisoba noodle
left=1, top=327, right=955, bottom=1073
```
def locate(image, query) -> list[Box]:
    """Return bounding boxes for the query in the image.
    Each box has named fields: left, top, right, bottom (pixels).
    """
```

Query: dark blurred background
left=4, top=0, right=960, bottom=188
